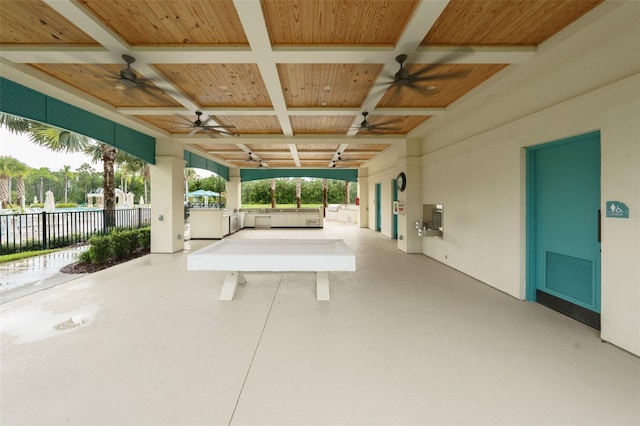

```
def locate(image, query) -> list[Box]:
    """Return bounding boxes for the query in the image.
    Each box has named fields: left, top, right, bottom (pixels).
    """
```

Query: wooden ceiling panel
left=0, top=0, right=98, bottom=45
left=28, top=63, right=181, bottom=108
left=201, top=144, right=244, bottom=152
left=297, top=144, right=339, bottom=152
left=136, top=115, right=201, bottom=134
left=278, top=64, right=382, bottom=108
left=290, top=116, right=355, bottom=134
left=155, top=64, right=272, bottom=108
left=423, top=0, right=603, bottom=46
left=192, top=144, right=243, bottom=159
left=212, top=115, right=283, bottom=134
left=247, top=144, right=291, bottom=152
left=0, top=0, right=607, bottom=170
left=262, top=0, right=419, bottom=46
left=79, top=0, right=248, bottom=46
left=347, top=144, right=389, bottom=152
left=377, top=64, right=507, bottom=108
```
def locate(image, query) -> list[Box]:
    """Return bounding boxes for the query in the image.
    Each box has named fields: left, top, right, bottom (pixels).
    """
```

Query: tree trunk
left=270, top=178, right=276, bottom=208
left=344, top=180, right=349, bottom=205
left=17, top=176, right=25, bottom=209
left=322, top=178, right=328, bottom=208
left=64, top=176, right=69, bottom=204
left=102, top=144, right=118, bottom=229
left=39, top=177, right=44, bottom=204
left=296, top=178, right=301, bottom=208
left=0, top=177, right=9, bottom=208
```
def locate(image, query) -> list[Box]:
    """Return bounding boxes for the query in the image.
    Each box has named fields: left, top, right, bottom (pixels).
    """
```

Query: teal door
left=392, top=179, right=398, bottom=239
left=375, top=183, right=381, bottom=232
left=527, top=131, right=601, bottom=328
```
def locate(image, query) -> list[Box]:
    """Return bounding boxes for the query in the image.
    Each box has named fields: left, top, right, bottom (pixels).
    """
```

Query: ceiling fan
left=382, top=53, right=470, bottom=91
left=352, top=112, right=397, bottom=133
left=168, top=111, right=236, bottom=137
left=108, top=54, right=165, bottom=93
left=247, top=152, right=268, bottom=168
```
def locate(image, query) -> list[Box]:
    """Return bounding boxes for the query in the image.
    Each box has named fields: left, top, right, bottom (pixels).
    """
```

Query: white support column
left=150, top=139, right=186, bottom=253
left=357, top=169, right=369, bottom=228
left=225, top=168, right=241, bottom=210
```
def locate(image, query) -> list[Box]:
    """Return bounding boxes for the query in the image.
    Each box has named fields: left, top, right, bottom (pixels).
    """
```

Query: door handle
left=598, top=209, right=601, bottom=243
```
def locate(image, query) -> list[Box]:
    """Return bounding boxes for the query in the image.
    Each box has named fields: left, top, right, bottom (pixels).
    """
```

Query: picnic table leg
left=316, top=271, right=330, bottom=301
left=219, top=272, right=245, bottom=301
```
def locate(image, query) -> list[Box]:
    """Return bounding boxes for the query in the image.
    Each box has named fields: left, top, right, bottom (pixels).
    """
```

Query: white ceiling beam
left=0, top=46, right=534, bottom=65
left=288, top=144, right=301, bottom=167
left=233, top=0, right=293, bottom=137
left=178, top=135, right=404, bottom=145
left=43, top=0, right=128, bottom=54
left=117, top=107, right=445, bottom=116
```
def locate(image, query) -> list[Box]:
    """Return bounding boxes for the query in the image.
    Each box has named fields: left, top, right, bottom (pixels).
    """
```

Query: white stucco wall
left=366, top=145, right=403, bottom=238
left=413, top=1, right=640, bottom=355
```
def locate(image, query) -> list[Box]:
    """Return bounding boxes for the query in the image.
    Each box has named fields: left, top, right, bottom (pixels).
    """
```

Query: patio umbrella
left=44, top=191, right=55, bottom=212
left=186, top=189, right=219, bottom=197
left=139, top=196, right=144, bottom=205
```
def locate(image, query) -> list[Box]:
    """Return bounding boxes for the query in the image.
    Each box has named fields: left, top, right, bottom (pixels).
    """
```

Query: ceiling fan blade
left=411, top=69, right=471, bottom=82
left=368, top=119, right=398, bottom=127
left=358, top=128, right=384, bottom=134
left=202, top=124, right=237, bottom=130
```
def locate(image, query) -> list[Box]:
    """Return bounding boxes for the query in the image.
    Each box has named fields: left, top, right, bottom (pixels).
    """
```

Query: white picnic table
left=187, top=239, right=356, bottom=301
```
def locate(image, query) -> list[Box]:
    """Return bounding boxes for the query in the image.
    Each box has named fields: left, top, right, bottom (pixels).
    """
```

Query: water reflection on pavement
left=0, top=246, right=88, bottom=304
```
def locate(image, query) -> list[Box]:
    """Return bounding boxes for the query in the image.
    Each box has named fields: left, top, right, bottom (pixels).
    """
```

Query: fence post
left=42, top=211, right=48, bottom=250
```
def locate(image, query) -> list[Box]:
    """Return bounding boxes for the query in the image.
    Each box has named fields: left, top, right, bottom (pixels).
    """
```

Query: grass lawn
left=0, top=248, right=62, bottom=264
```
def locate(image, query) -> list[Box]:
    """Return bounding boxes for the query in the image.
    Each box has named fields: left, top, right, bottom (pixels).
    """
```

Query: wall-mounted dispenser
left=416, top=204, right=443, bottom=238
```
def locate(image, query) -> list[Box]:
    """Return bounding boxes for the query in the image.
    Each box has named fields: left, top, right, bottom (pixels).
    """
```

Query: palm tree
left=121, top=154, right=150, bottom=203
left=1, top=112, right=118, bottom=211
left=13, top=160, right=29, bottom=209
left=0, top=156, right=18, bottom=208
left=322, top=178, right=328, bottom=208
left=0, top=156, right=29, bottom=209
left=61, top=165, right=72, bottom=204
left=31, top=167, right=57, bottom=204
left=84, top=143, right=118, bottom=211
left=270, top=178, right=276, bottom=208
left=184, top=168, right=197, bottom=195
left=296, top=178, right=302, bottom=208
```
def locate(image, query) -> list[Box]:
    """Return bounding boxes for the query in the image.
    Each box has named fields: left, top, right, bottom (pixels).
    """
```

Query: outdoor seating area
left=1, top=223, right=638, bottom=425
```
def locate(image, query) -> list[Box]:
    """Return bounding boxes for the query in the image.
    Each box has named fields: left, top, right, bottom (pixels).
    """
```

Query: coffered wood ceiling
left=0, top=0, right=603, bottom=170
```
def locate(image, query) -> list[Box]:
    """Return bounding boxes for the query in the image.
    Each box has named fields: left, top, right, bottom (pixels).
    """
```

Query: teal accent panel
left=0, top=78, right=48, bottom=123
left=375, top=183, right=381, bottom=232
left=0, top=77, right=155, bottom=164
left=184, top=151, right=229, bottom=181
left=392, top=180, right=398, bottom=240
left=47, top=98, right=114, bottom=144
left=114, top=125, right=155, bottom=164
left=241, top=168, right=358, bottom=182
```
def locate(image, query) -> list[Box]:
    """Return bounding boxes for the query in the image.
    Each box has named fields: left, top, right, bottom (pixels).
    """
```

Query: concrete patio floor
left=1, top=223, right=639, bottom=425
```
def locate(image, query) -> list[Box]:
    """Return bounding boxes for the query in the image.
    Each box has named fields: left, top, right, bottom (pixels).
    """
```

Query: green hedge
left=79, top=227, right=151, bottom=264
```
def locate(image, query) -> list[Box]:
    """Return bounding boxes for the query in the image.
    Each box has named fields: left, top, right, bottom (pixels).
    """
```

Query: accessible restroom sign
left=606, top=201, right=629, bottom=219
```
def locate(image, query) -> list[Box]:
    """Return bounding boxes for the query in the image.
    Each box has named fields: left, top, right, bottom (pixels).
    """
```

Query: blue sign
left=606, top=201, right=629, bottom=219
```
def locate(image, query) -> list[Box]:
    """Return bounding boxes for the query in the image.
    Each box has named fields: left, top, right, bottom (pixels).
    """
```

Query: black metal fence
left=0, top=208, right=151, bottom=255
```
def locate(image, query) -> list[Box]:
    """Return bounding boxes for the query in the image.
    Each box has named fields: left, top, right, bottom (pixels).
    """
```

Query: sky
left=0, top=126, right=217, bottom=177
left=0, top=126, right=94, bottom=171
